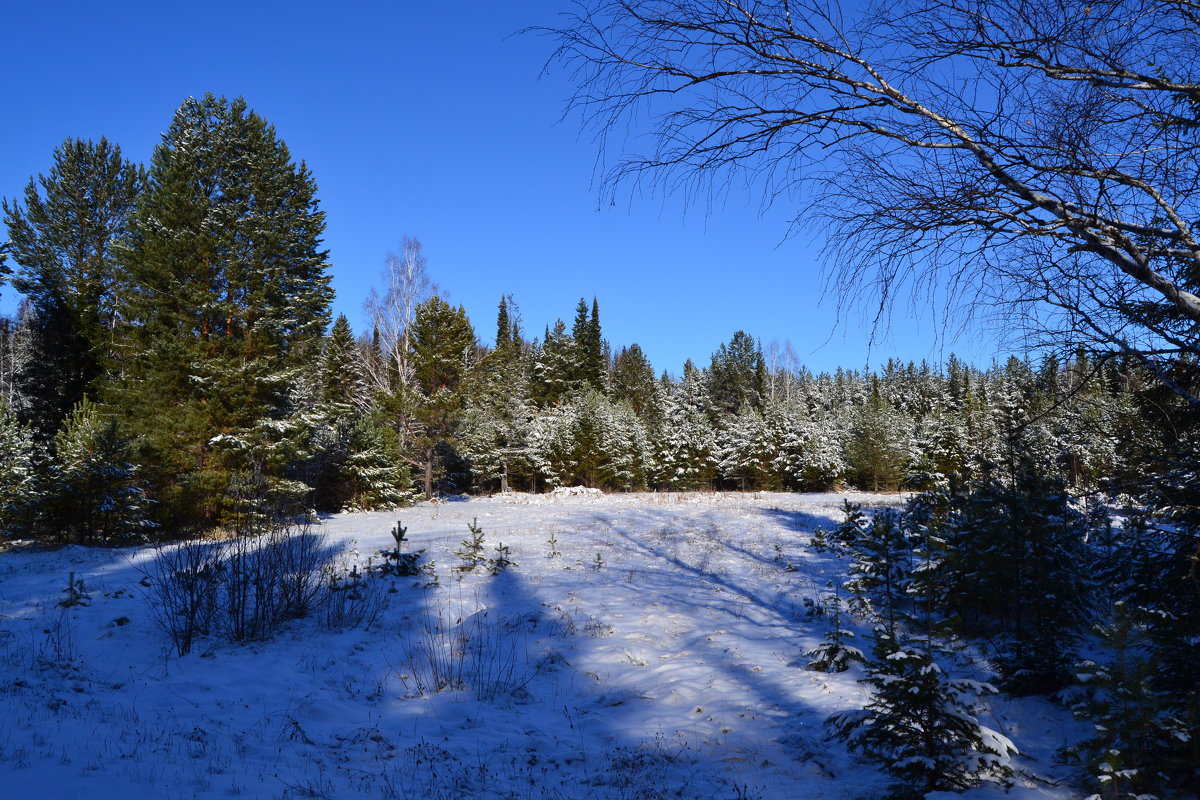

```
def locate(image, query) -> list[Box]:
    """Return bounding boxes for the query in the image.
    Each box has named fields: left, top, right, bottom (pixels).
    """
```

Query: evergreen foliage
left=946, top=473, right=1094, bottom=695
left=2, top=138, right=143, bottom=440
left=403, top=295, right=476, bottom=498
left=611, top=343, right=658, bottom=422
left=708, top=331, right=766, bottom=416
left=532, top=319, right=575, bottom=407
left=111, top=94, right=332, bottom=532
left=49, top=397, right=154, bottom=544
left=829, top=628, right=1015, bottom=799
left=0, top=401, right=41, bottom=537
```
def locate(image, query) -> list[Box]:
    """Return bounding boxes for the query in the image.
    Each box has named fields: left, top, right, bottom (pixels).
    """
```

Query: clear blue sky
left=0, top=0, right=1000, bottom=376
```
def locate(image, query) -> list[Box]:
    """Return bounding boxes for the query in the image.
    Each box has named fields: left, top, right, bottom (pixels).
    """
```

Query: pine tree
left=2, top=138, right=144, bottom=440
left=112, top=94, right=333, bottom=531
left=320, top=314, right=368, bottom=414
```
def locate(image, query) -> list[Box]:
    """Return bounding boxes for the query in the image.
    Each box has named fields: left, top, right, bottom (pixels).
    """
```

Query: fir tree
left=715, top=406, right=771, bottom=490
left=532, top=319, right=575, bottom=407
left=307, top=313, right=371, bottom=511
left=653, top=360, right=717, bottom=490
left=611, top=343, right=658, bottom=422
left=845, top=381, right=914, bottom=491
left=944, top=473, right=1094, bottom=694
left=462, top=309, right=534, bottom=492
left=493, top=294, right=523, bottom=357
left=1067, top=602, right=1194, bottom=800
left=829, top=627, right=1015, bottom=799
left=570, top=297, right=606, bottom=391
left=340, top=416, right=413, bottom=511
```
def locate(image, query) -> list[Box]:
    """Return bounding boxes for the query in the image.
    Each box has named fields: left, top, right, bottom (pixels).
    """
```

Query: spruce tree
left=715, top=407, right=770, bottom=490
left=845, top=382, right=913, bottom=491
left=611, top=343, right=659, bottom=422
left=402, top=296, right=476, bottom=497
left=307, top=314, right=371, bottom=511
left=532, top=319, right=575, bottom=406
left=708, top=331, right=766, bottom=416
left=2, top=138, right=144, bottom=440
left=653, top=361, right=717, bottom=490
left=829, top=627, right=1015, bottom=799
left=0, top=401, right=41, bottom=537
left=112, top=94, right=333, bottom=531
left=461, top=298, right=534, bottom=492
left=50, top=397, right=153, bottom=544
left=944, top=473, right=1093, bottom=694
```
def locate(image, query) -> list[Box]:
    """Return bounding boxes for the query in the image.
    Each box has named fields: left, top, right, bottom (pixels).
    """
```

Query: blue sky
left=1, top=1, right=1001, bottom=376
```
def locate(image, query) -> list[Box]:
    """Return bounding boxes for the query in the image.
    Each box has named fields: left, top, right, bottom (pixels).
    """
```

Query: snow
left=0, top=492, right=1086, bottom=799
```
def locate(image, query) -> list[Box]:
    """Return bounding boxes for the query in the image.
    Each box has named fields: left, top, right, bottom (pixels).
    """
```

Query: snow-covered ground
left=0, top=492, right=1086, bottom=799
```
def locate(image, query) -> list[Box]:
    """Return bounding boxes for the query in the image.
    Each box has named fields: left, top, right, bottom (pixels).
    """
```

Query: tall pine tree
left=2, top=138, right=144, bottom=440
left=112, top=95, right=332, bottom=531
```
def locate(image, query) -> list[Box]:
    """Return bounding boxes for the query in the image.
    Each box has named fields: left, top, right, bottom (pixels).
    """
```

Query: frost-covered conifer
left=0, top=403, right=42, bottom=537
left=843, top=507, right=913, bottom=636
left=829, top=628, right=1015, bottom=799
left=50, top=397, right=154, bottom=544
left=653, top=362, right=717, bottom=490
left=531, top=319, right=576, bottom=407
left=944, top=473, right=1093, bottom=694
left=715, top=407, right=771, bottom=490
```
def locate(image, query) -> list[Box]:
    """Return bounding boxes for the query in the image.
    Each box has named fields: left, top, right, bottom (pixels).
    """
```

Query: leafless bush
left=224, top=522, right=330, bottom=642
left=145, top=517, right=334, bottom=653
left=400, top=601, right=535, bottom=702
left=319, top=561, right=388, bottom=631
left=145, top=539, right=225, bottom=656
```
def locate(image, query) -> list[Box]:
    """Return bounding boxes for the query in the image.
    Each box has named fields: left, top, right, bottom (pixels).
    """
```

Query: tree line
left=0, top=91, right=1184, bottom=542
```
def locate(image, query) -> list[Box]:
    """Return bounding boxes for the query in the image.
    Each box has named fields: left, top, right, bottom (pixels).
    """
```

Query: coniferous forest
left=2, top=93, right=1199, bottom=799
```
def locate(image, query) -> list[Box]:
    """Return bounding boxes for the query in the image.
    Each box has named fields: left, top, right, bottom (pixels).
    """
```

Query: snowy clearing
left=0, top=492, right=1085, bottom=799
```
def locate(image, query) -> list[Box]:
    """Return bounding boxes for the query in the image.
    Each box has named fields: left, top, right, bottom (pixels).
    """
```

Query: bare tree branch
left=543, top=0, right=1200, bottom=396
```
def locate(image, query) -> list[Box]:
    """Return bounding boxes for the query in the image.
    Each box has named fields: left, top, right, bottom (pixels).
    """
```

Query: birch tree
left=547, top=0, right=1200, bottom=401
left=363, top=236, right=437, bottom=392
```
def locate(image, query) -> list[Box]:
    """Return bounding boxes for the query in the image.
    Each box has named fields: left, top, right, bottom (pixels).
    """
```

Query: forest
left=0, top=96, right=1170, bottom=534
left=1, top=82, right=1198, bottom=798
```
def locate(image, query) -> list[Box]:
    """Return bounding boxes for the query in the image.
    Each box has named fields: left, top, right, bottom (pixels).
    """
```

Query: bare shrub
left=320, top=561, right=388, bottom=631
left=399, top=600, right=535, bottom=702
left=144, top=539, right=225, bottom=656
left=145, top=517, right=335, bottom=652
left=224, top=521, right=330, bottom=642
